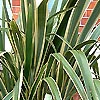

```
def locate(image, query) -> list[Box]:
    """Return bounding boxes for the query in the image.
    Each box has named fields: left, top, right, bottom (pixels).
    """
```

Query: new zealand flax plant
left=0, top=0, right=100, bottom=100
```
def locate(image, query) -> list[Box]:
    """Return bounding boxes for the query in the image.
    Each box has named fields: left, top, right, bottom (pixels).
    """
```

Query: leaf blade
left=52, top=53, right=88, bottom=100
left=43, top=77, right=62, bottom=100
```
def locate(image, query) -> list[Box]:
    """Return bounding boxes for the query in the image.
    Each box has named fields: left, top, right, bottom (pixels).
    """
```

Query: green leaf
left=2, top=52, right=18, bottom=80
left=24, top=4, right=33, bottom=80
left=70, top=50, right=99, bottom=100
left=0, top=52, right=18, bottom=85
left=0, top=59, right=15, bottom=79
left=0, top=30, right=3, bottom=51
left=2, top=69, right=12, bottom=92
left=3, top=90, right=13, bottom=100
left=48, top=6, right=76, bottom=21
left=0, top=78, right=8, bottom=97
left=46, top=38, right=57, bottom=53
left=90, top=24, right=100, bottom=40
left=45, top=55, right=54, bottom=77
left=84, top=42, right=97, bottom=56
left=43, top=77, right=62, bottom=100
left=56, top=62, right=63, bottom=91
left=35, top=0, right=48, bottom=74
left=93, top=79, right=100, bottom=99
left=47, top=33, right=73, bottom=50
left=0, top=28, right=9, bottom=32
left=84, top=24, right=100, bottom=51
left=60, top=0, right=90, bottom=53
left=7, top=0, right=12, bottom=9
left=10, top=20, right=24, bottom=63
left=74, top=40, right=96, bottom=50
left=13, top=80, right=19, bottom=100
left=52, top=53, right=88, bottom=100
left=1, top=6, right=5, bottom=51
left=46, top=0, right=59, bottom=34
left=20, top=0, right=27, bottom=31
left=53, top=0, right=77, bottom=51
left=2, top=0, right=10, bottom=22
left=60, top=0, right=68, bottom=10
left=28, top=64, right=47, bottom=100
left=13, top=66, right=23, bottom=100
left=90, top=54, right=100, bottom=67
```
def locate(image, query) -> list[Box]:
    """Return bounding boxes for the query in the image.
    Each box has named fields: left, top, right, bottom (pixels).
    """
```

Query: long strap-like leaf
left=13, top=66, right=23, bottom=100
left=70, top=50, right=99, bottom=100
left=28, top=64, right=47, bottom=100
left=43, top=77, right=62, bottom=100
left=3, top=90, right=13, bottom=100
left=35, top=0, right=48, bottom=76
left=24, top=4, right=33, bottom=80
left=94, top=79, right=100, bottom=100
left=52, top=53, right=88, bottom=100
left=0, top=78, right=8, bottom=98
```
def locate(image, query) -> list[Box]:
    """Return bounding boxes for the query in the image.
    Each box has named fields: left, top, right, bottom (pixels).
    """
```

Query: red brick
left=78, top=26, right=84, bottom=33
left=83, top=11, right=87, bottom=17
left=96, top=19, right=100, bottom=25
left=87, top=10, right=92, bottom=17
left=13, top=14, right=18, bottom=20
left=12, top=0, right=20, bottom=6
left=12, top=7, right=20, bottom=13
left=88, top=1, right=97, bottom=9
left=81, top=18, right=88, bottom=25
left=83, top=10, right=93, bottom=17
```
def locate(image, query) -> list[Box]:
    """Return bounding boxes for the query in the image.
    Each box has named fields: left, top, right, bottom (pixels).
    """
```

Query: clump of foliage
left=0, top=0, right=100, bottom=100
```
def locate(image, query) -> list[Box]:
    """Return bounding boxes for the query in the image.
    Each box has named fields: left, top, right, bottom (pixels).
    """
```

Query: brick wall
left=79, top=0, right=100, bottom=33
left=12, top=0, right=20, bottom=20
